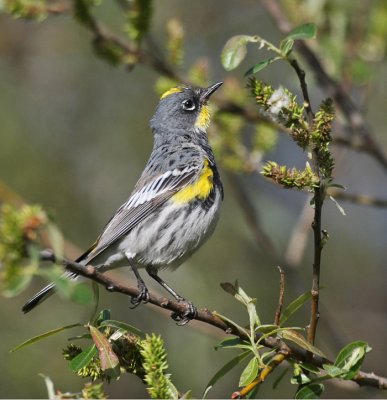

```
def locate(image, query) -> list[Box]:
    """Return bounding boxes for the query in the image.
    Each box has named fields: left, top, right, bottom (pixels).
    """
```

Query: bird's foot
left=171, top=299, right=197, bottom=326
left=129, top=282, right=149, bottom=309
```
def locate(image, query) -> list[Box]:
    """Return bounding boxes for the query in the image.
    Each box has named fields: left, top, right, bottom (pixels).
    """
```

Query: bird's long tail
left=22, top=282, right=56, bottom=313
left=21, top=250, right=92, bottom=313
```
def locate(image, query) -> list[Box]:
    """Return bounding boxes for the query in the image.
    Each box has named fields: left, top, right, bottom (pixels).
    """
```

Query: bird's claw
left=129, top=284, right=149, bottom=309
left=171, top=300, right=197, bottom=326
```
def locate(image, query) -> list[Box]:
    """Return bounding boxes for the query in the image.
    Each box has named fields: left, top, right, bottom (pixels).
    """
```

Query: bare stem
left=274, top=266, right=285, bottom=326
left=288, top=57, right=314, bottom=123
left=308, top=185, right=324, bottom=343
left=286, top=54, right=325, bottom=345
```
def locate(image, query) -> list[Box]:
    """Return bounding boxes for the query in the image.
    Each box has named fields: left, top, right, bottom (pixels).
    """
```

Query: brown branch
left=285, top=51, right=324, bottom=345
left=288, top=57, right=314, bottom=124
left=308, top=185, right=323, bottom=344
left=38, top=249, right=387, bottom=390
left=274, top=266, right=285, bottom=326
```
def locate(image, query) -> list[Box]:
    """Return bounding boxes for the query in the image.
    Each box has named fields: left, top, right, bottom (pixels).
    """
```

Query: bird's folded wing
left=78, top=165, right=199, bottom=263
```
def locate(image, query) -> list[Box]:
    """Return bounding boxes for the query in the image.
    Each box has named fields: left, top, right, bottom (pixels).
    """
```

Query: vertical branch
left=274, top=266, right=285, bottom=326
left=289, top=58, right=314, bottom=122
left=309, top=185, right=324, bottom=343
left=288, top=57, right=325, bottom=344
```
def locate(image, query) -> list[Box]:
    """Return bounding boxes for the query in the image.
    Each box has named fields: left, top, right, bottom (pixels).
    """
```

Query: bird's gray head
left=150, top=82, right=223, bottom=138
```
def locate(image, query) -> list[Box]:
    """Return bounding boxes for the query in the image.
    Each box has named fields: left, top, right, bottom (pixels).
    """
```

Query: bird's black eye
left=182, top=99, right=196, bottom=111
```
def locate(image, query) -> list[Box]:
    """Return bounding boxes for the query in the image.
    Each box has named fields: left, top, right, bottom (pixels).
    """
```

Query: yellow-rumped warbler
left=22, top=82, right=223, bottom=324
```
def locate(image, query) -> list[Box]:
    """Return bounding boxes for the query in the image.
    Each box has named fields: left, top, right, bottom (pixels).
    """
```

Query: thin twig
left=231, top=352, right=289, bottom=399
left=286, top=53, right=324, bottom=345
left=288, top=58, right=314, bottom=123
left=38, top=249, right=387, bottom=390
left=308, top=185, right=324, bottom=344
left=274, top=266, right=285, bottom=326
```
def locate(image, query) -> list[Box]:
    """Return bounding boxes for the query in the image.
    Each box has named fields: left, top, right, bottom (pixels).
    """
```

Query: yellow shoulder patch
left=160, top=87, right=183, bottom=100
left=172, top=160, right=214, bottom=203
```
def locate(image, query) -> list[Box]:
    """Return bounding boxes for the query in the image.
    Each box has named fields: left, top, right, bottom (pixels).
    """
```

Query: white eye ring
left=182, top=99, right=196, bottom=111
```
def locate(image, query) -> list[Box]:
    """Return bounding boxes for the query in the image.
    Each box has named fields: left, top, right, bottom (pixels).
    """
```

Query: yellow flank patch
left=172, top=160, right=213, bottom=203
left=160, top=87, right=183, bottom=99
left=195, top=104, right=211, bottom=131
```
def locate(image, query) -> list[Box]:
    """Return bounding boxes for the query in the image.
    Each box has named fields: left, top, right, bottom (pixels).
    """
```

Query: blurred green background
left=0, top=0, right=386, bottom=398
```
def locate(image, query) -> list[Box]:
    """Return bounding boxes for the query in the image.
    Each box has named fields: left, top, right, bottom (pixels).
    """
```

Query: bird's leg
left=129, top=264, right=149, bottom=308
left=146, top=267, right=197, bottom=325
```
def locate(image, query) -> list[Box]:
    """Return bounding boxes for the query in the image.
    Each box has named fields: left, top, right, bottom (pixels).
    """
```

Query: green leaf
left=256, top=324, right=279, bottom=334
left=202, top=385, right=212, bottom=400
left=280, top=329, right=326, bottom=358
left=205, top=351, right=250, bottom=394
left=180, top=389, right=192, bottom=399
left=291, top=372, right=311, bottom=385
left=284, top=23, right=317, bottom=42
left=245, top=57, right=280, bottom=76
left=71, top=284, right=94, bottom=305
left=280, top=291, right=312, bottom=326
left=39, top=374, right=55, bottom=400
left=69, top=344, right=98, bottom=372
left=220, top=282, right=260, bottom=326
left=329, top=195, right=346, bottom=216
left=280, top=39, right=294, bottom=55
left=239, top=357, right=259, bottom=386
left=95, top=309, right=111, bottom=326
left=213, top=311, right=246, bottom=334
left=99, top=319, right=145, bottom=339
left=334, top=341, right=371, bottom=379
left=328, top=183, right=346, bottom=190
left=291, top=362, right=312, bottom=385
left=295, top=383, right=324, bottom=399
left=299, top=363, right=320, bottom=374
left=89, top=326, right=120, bottom=378
left=322, top=364, right=345, bottom=378
left=221, top=35, right=259, bottom=71
left=215, top=337, right=242, bottom=350
left=11, top=323, right=82, bottom=352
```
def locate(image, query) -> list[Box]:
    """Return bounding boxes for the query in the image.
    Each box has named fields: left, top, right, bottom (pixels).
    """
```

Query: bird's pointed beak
left=200, top=81, right=223, bottom=102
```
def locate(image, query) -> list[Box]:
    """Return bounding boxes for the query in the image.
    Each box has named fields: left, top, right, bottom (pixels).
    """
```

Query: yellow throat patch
left=173, top=160, right=213, bottom=203
left=195, top=104, right=211, bottom=131
left=160, top=87, right=183, bottom=99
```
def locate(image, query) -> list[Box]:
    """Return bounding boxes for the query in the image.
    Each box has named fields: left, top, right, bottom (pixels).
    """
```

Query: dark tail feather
left=22, top=283, right=56, bottom=313
left=22, top=253, right=88, bottom=314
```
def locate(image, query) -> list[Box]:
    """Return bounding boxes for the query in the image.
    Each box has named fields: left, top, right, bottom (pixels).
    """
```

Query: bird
left=22, top=82, right=224, bottom=325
